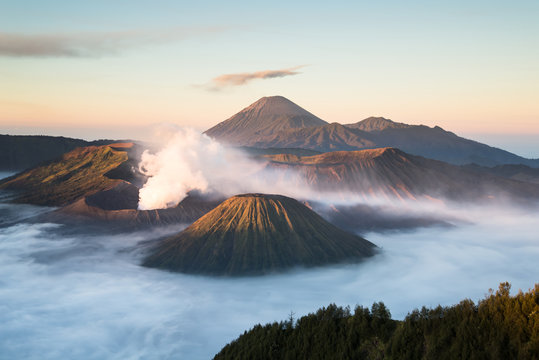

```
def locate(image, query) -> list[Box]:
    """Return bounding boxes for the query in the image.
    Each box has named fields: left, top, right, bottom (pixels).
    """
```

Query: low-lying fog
left=1, top=201, right=538, bottom=359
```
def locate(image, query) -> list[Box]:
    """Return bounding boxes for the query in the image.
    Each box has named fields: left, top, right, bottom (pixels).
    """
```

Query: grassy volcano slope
left=143, top=194, right=376, bottom=276
left=0, top=143, right=132, bottom=206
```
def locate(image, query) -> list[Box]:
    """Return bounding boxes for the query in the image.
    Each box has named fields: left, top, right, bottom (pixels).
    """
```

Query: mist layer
left=0, top=204, right=537, bottom=359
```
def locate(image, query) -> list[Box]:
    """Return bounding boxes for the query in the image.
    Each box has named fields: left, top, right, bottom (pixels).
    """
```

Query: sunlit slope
left=143, top=194, right=376, bottom=275
left=0, top=142, right=223, bottom=227
left=0, top=143, right=132, bottom=206
left=266, top=147, right=539, bottom=202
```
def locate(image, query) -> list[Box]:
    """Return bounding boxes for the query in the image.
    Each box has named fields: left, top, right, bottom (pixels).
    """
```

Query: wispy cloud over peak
left=205, top=66, right=304, bottom=91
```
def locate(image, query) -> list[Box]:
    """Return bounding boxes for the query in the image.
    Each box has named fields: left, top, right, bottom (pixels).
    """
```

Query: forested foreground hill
left=214, top=283, right=539, bottom=360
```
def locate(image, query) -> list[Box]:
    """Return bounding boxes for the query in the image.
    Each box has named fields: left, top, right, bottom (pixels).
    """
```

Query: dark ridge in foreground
left=215, top=282, right=539, bottom=360
left=143, top=193, right=376, bottom=276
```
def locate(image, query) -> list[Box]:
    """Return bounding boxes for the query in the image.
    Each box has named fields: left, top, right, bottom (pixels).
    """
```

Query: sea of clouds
left=0, top=202, right=538, bottom=359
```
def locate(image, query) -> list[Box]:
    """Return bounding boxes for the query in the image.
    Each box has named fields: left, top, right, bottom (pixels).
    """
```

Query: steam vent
left=143, top=193, right=377, bottom=276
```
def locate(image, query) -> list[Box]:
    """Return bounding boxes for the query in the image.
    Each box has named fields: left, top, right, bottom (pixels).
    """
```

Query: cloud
left=0, top=28, right=223, bottom=58
left=137, top=127, right=298, bottom=210
left=205, top=66, right=304, bottom=90
left=0, top=203, right=538, bottom=359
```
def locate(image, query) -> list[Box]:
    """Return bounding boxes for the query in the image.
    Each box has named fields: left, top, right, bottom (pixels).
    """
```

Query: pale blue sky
left=1, top=0, right=538, bottom=156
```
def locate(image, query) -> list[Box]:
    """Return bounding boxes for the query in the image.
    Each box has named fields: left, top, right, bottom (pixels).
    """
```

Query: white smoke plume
left=135, top=127, right=466, bottom=212
left=137, top=128, right=267, bottom=210
left=136, top=127, right=384, bottom=211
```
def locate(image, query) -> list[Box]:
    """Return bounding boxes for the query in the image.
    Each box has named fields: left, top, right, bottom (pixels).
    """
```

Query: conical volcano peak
left=143, top=193, right=376, bottom=275
left=243, top=96, right=317, bottom=117
left=204, top=96, right=327, bottom=144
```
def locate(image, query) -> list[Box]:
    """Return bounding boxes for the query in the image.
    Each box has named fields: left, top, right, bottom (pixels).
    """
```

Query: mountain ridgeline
left=0, top=134, right=121, bottom=171
left=204, top=96, right=539, bottom=167
left=265, top=147, right=539, bottom=202
left=0, top=143, right=133, bottom=206
left=0, top=142, right=222, bottom=228
left=143, top=194, right=377, bottom=276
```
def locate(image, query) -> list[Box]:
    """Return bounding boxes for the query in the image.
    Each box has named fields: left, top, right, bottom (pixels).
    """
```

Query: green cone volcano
left=143, top=193, right=377, bottom=276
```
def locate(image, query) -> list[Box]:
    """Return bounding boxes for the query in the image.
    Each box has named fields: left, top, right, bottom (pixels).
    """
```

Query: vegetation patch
left=215, top=282, right=539, bottom=360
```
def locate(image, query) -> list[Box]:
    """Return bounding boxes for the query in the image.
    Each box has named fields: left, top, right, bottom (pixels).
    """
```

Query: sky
left=1, top=0, right=538, bottom=156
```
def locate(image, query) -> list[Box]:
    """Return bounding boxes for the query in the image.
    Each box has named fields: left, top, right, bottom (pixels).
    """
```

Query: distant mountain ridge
left=265, top=147, right=539, bottom=202
left=0, top=134, right=121, bottom=171
left=206, top=96, right=539, bottom=167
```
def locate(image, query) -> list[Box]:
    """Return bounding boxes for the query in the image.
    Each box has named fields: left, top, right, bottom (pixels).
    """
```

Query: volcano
left=204, top=96, right=327, bottom=144
left=204, top=96, right=539, bottom=167
left=0, top=143, right=137, bottom=206
left=0, top=143, right=222, bottom=228
left=143, top=193, right=376, bottom=276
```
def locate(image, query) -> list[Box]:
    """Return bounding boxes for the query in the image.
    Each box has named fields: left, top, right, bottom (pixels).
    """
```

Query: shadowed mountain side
left=143, top=194, right=377, bottom=276
left=310, top=202, right=454, bottom=234
left=0, top=134, right=124, bottom=171
left=252, top=122, right=539, bottom=167
left=361, top=124, right=539, bottom=167
left=463, top=163, right=539, bottom=184
left=204, top=96, right=327, bottom=144
left=239, top=146, right=321, bottom=158
left=249, top=123, right=377, bottom=152
left=84, top=181, right=140, bottom=210
left=0, top=143, right=144, bottom=206
left=265, top=148, right=539, bottom=203
left=45, top=192, right=223, bottom=228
